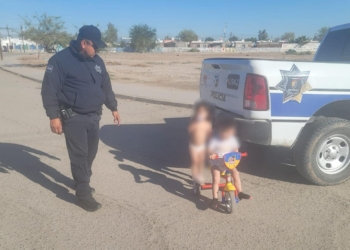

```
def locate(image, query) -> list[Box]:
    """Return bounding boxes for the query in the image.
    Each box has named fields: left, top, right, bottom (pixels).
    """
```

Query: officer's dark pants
left=63, top=113, right=101, bottom=199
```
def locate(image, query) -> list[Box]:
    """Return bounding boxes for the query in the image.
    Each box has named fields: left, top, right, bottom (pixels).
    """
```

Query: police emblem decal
left=214, top=75, right=219, bottom=87
left=276, top=64, right=312, bottom=103
left=46, top=65, right=54, bottom=73
left=95, top=65, right=102, bottom=74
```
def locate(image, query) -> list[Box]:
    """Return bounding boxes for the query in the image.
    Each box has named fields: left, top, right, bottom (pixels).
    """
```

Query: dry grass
left=20, top=51, right=314, bottom=91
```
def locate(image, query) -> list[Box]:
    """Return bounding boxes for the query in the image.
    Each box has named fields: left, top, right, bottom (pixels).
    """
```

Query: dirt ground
left=19, top=51, right=313, bottom=90
left=1, top=70, right=350, bottom=250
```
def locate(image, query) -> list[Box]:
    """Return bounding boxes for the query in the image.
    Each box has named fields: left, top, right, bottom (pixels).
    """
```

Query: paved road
left=1, top=70, right=350, bottom=250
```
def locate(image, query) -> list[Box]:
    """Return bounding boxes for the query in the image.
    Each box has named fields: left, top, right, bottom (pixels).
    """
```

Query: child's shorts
left=210, top=159, right=227, bottom=172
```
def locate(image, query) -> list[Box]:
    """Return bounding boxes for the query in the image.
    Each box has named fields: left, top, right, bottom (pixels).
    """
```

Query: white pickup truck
left=200, top=23, right=350, bottom=186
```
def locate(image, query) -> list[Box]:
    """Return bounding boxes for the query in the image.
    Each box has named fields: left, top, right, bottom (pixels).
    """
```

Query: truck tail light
left=244, top=73, right=268, bottom=111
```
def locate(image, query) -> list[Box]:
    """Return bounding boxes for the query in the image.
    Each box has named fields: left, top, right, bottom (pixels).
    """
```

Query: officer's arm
left=41, top=59, right=64, bottom=119
left=101, top=67, right=118, bottom=111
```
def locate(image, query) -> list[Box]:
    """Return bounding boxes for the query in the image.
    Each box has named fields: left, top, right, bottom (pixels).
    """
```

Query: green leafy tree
left=205, top=37, right=214, bottom=42
left=103, top=22, right=118, bottom=47
left=295, top=36, right=310, bottom=46
left=245, top=37, right=257, bottom=42
left=164, top=36, right=171, bottom=40
left=178, top=29, right=198, bottom=42
left=273, top=37, right=280, bottom=42
left=228, top=34, right=239, bottom=42
left=281, top=32, right=295, bottom=43
left=129, top=24, right=157, bottom=52
left=21, top=13, right=72, bottom=49
left=313, top=27, right=330, bottom=41
left=258, top=29, right=268, bottom=41
left=119, top=41, right=126, bottom=48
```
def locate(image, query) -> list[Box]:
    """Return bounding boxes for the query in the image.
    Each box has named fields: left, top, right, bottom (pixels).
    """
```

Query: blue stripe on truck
left=270, top=92, right=350, bottom=117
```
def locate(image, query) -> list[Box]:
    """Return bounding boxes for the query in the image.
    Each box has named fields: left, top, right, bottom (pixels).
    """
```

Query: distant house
left=121, top=37, right=131, bottom=44
left=190, top=40, right=224, bottom=48
left=256, top=41, right=281, bottom=48
left=163, top=40, right=177, bottom=47
left=190, top=41, right=206, bottom=48
left=0, top=36, right=39, bottom=51
left=234, top=41, right=254, bottom=48
left=208, top=40, right=224, bottom=48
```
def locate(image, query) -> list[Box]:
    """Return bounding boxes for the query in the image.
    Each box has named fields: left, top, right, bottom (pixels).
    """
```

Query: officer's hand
left=112, top=111, right=121, bottom=126
left=50, top=118, right=63, bottom=135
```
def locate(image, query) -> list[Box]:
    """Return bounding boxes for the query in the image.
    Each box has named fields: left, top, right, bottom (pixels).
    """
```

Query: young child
left=188, top=101, right=213, bottom=184
left=208, top=116, right=251, bottom=209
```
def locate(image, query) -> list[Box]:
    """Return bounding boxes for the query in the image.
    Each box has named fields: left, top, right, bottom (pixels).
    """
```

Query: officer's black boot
left=77, top=194, right=102, bottom=212
left=74, top=184, right=96, bottom=194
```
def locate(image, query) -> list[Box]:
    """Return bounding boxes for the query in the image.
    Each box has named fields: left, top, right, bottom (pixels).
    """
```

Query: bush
left=298, top=51, right=312, bottom=55
left=188, top=48, right=200, bottom=52
left=285, top=49, right=297, bottom=55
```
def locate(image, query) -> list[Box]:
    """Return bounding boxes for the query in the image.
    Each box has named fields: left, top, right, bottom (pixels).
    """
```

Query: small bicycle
left=193, top=152, right=247, bottom=214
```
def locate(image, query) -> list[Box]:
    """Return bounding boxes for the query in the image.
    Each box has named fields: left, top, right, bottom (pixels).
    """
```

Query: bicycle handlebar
left=212, top=152, right=248, bottom=159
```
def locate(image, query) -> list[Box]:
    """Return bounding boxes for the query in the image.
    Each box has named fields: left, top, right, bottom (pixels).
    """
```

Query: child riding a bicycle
left=208, top=116, right=251, bottom=210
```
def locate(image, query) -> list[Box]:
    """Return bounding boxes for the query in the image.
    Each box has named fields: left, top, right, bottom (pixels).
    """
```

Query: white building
left=1, top=37, right=41, bottom=51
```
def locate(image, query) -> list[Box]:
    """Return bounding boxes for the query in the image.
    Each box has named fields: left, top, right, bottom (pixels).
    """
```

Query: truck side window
left=314, top=28, right=350, bottom=62
left=341, top=34, right=350, bottom=62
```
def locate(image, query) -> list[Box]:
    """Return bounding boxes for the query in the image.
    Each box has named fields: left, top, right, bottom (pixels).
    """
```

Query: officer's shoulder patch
left=46, top=65, right=54, bottom=73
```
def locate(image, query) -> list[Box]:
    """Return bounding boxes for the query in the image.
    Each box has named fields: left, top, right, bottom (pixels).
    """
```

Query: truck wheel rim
left=317, top=135, right=350, bottom=174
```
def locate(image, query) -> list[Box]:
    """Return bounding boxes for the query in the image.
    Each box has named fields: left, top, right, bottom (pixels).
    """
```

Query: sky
left=1, top=0, right=349, bottom=40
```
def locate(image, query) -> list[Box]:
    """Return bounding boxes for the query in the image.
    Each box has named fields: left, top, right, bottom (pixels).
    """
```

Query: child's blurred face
left=219, top=127, right=236, bottom=140
left=195, top=106, right=209, bottom=121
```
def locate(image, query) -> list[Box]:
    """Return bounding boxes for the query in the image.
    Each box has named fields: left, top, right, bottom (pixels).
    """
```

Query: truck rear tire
left=294, top=117, right=350, bottom=185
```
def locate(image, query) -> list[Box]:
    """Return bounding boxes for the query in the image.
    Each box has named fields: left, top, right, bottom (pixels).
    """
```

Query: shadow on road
left=119, top=164, right=210, bottom=210
left=100, top=117, right=310, bottom=203
left=240, top=143, right=311, bottom=185
left=0, top=143, right=76, bottom=204
left=101, top=117, right=211, bottom=210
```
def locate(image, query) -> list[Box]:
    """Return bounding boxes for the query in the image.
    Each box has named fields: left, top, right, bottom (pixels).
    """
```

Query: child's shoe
left=209, top=198, right=220, bottom=210
left=238, top=192, right=251, bottom=200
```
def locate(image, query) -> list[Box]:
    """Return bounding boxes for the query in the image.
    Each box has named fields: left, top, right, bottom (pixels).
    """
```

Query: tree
left=314, top=27, right=330, bottom=41
left=21, top=13, right=72, bottom=50
left=119, top=41, right=126, bottom=48
left=103, top=22, right=118, bottom=47
left=245, top=37, right=257, bottom=42
left=228, top=34, right=239, bottom=42
left=129, top=24, right=157, bottom=52
left=21, top=13, right=73, bottom=57
left=295, top=36, right=310, bottom=46
left=273, top=37, right=280, bottom=42
left=205, top=37, right=215, bottom=42
left=164, top=36, right=171, bottom=40
left=281, top=32, right=295, bottom=43
left=258, top=29, right=268, bottom=41
left=178, top=29, right=198, bottom=42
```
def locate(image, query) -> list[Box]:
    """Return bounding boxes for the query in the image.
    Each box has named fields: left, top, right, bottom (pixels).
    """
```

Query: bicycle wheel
left=225, top=191, right=236, bottom=214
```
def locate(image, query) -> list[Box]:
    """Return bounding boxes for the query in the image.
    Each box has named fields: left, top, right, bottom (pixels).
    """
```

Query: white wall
left=0, top=37, right=40, bottom=50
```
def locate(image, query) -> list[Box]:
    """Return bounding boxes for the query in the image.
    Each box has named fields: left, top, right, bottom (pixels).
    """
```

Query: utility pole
left=0, top=35, right=3, bottom=60
left=223, top=23, right=227, bottom=50
left=223, top=23, right=227, bottom=41
left=20, top=26, right=25, bottom=53
left=6, top=25, right=11, bottom=52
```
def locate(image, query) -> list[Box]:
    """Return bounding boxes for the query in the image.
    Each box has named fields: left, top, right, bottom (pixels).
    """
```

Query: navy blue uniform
left=41, top=41, right=118, bottom=199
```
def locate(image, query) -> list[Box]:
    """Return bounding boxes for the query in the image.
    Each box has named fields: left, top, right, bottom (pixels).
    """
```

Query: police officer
left=41, top=25, right=121, bottom=212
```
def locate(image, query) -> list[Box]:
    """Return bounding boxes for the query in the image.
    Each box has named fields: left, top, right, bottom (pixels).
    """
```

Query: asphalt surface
left=1, top=70, right=350, bottom=250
